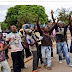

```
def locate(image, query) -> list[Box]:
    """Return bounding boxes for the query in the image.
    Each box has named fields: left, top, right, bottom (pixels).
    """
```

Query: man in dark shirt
left=36, top=17, right=56, bottom=70
left=51, top=10, right=72, bottom=67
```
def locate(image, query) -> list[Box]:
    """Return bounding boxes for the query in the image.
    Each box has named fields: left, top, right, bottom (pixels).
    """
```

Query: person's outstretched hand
left=36, top=17, right=38, bottom=22
left=35, top=17, right=39, bottom=25
left=51, top=10, right=54, bottom=15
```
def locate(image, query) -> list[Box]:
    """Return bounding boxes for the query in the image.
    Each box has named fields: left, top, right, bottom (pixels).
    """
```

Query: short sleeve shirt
left=6, top=32, right=23, bottom=52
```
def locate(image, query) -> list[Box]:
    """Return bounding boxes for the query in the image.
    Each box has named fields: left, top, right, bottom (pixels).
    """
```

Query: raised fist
left=35, top=17, right=38, bottom=21
left=6, top=19, right=8, bottom=23
left=51, top=10, right=54, bottom=15
left=57, top=17, right=60, bottom=20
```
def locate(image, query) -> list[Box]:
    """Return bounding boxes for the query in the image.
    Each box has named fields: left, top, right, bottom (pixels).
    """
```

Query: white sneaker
left=68, top=63, right=72, bottom=67
left=51, top=57, right=54, bottom=59
left=24, top=65, right=28, bottom=69
left=41, top=63, right=44, bottom=66
left=59, top=61, right=62, bottom=64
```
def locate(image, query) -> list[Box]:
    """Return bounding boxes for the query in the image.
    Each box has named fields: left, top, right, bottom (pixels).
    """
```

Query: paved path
left=22, top=48, right=72, bottom=72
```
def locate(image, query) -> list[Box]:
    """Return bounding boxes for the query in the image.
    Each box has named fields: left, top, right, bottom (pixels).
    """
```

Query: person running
left=0, top=33, right=11, bottom=72
left=36, top=17, right=56, bottom=70
left=6, top=25, right=24, bottom=72
left=51, top=10, right=72, bottom=67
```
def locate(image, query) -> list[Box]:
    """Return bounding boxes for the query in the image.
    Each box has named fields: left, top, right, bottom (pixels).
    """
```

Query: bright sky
left=0, top=2, right=72, bottom=22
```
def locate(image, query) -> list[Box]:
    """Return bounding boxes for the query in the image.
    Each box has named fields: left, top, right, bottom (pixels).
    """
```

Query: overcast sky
left=0, top=2, right=72, bottom=22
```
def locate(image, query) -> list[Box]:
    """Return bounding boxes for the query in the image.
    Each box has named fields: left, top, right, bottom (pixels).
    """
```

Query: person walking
left=6, top=25, right=23, bottom=72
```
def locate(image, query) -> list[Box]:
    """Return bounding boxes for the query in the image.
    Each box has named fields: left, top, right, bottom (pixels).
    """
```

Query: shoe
left=37, top=66, right=41, bottom=69
left=62, top=57, right=65, bottom=60
left=44, top=65, right=47, bottom=68
left=22, top=65, right=28, bottom=69
left=59, top=61, right=62, bottom=64
left=47, top=67, right=52, bottom=70
left=51, top=57, right=54, bottom=59
left=41, top=63, right=44, bottom=66
left=68, top=63, right=72, bottom=67
left=32, top=70, right=38, bottom=72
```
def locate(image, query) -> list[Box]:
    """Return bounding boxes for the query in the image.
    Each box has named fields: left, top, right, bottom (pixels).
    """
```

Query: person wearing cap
left=51, top=10, right=72, bottom=67
left=26, top=29, right=40, bottom=72
left=19, top=28, right=28, bottom=69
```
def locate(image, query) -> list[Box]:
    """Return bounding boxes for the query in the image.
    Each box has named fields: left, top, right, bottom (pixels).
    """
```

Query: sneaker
left=37, top=66, right=41, bottom=69
left=44, top=65, right=47, bottom=68
left=24, top=66, right=28, bottom=69
left=62, top=57, right=65, bottom=60
left=68, top=63, right=72, bottom=67
left=59, top=61, right=62, bottom=64
left=41, top=63, right=44, bottom=66
left=22, top=65, right=28, bottom=69
left=47, top=67, right=52, bottom=70
left=33, top=70, right=38, bottom=72
left=51, top=57, right=54, bottom=59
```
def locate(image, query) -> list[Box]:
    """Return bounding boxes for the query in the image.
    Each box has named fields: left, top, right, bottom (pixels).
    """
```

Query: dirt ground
left=8, top=42, right=72, bottom=72
left=8, top=29, right=72, bottom=72
left=21, top=48, right=72, bottom=72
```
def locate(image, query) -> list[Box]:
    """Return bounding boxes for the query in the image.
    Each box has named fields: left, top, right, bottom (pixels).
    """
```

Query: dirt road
left=22, top=48, right=72, bottom=72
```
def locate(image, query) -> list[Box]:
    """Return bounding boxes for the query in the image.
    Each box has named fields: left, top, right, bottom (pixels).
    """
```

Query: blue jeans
left=56, top=42, right=71, bottom=65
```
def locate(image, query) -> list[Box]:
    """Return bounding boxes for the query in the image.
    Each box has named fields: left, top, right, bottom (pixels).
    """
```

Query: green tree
left=70, top=11, right=72, bottom=15
left=57, top=8, right=69, bottom=24
left=2, top=5, right=48, bottom=29
left=1, top=21, right=8, bottom=30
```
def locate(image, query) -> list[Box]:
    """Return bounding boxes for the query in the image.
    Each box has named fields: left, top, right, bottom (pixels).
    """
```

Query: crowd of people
left=0, top=10, right=72, bottom=72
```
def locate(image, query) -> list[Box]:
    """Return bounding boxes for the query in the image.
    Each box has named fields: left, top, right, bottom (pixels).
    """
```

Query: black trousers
left=25, top=47, right=31, bottom=58
left=37, top=45, right=43, bottom=66
left=11, top=51, right=22, bottom=72
left=21, top=50, right=25, bottom=68
left=32, top=51, right=37, bottom=71
left=51, top=46, right=53, bottom=57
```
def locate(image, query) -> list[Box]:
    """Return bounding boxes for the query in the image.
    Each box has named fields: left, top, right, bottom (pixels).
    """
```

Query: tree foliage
left=57, top=8, right=69, bottom=24
left=1, top=21, right=8, bottom=30
left=2, top=5, right=48, bottom=29
left=70, top=11, right=72, bottom=15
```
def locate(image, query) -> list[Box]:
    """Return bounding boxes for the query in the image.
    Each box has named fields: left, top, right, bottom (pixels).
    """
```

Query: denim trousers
left=41, top=46, right=51, bottom=67
left=56, top=42, right=71, bottom=65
